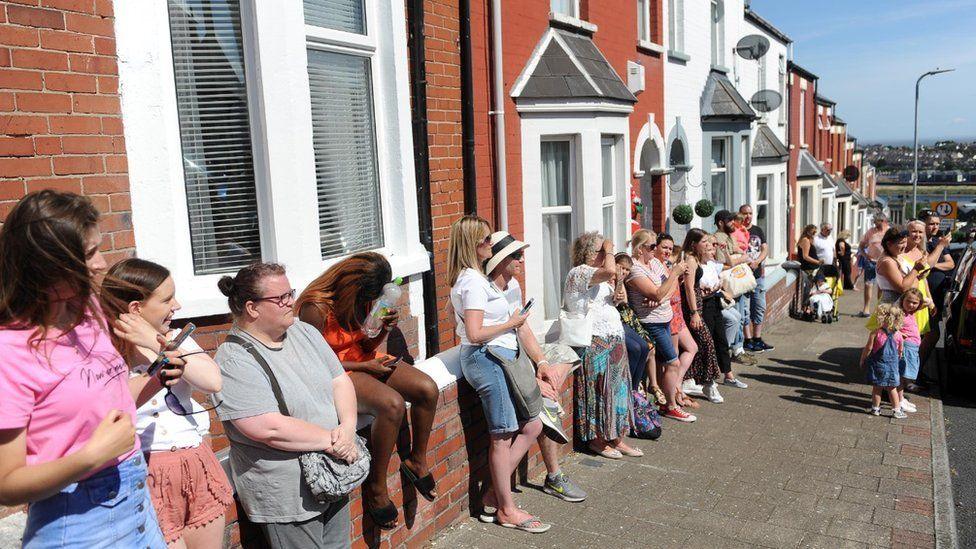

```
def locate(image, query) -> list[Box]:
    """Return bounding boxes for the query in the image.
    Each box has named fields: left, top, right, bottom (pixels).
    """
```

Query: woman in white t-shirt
left=101, top=259, right=233, bottom=549
left=447, top=215, right=550, bottom=534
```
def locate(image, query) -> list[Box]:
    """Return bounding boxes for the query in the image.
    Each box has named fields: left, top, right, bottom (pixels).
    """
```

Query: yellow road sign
left=931, top=201, right=958, bottom=219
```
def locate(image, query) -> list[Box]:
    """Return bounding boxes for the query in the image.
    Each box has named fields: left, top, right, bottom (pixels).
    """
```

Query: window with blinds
left=307, top=49, right=383, bottom=259
left=303, top=0, right=365, bottom=34
left=168, top=0, right=260, bottom=274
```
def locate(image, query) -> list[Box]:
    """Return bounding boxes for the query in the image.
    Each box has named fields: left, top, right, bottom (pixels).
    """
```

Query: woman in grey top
left=213, top=263, right=358, bottom=549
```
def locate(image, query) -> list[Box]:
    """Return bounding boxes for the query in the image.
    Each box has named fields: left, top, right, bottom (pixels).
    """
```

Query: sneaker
left=746, top=340, right=765, bottom=353
left=703, top=382, right=724, bottom=403
left=893, top=408, right=908, bottom=419
left=682, top=379, right=705, bottom=397
left=731, top=353, right=758, bottom=366
left=543, top=472, right=587, bottom=503
left=663, top=407, right=697, bottom=423
left=722, top=377, right=748, bottom=389
left=539, top=398, right=570, bottom=444
left=869, top=406, right=881, bottom=416
left=755, top=339, right=775, bottom=352
left=901, top=399, right=917, bottom=413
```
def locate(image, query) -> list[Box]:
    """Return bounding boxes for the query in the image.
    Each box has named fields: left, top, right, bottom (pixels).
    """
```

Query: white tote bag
left=554, top=289, right=593, bottom=348
left=720, top=264, right=758, bottom=298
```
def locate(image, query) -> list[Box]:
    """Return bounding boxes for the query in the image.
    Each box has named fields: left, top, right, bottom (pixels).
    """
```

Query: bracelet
left=537, top=360, right=551, bottom=367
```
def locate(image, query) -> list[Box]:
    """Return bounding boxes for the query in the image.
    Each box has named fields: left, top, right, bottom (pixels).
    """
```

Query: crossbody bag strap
left=224, top=334, right=290, bottom=417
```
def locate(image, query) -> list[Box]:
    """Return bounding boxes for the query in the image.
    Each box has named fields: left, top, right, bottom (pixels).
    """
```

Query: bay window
left=541, top=139, right=576, bottom=321
left=711, top=137, right=729, bottom=211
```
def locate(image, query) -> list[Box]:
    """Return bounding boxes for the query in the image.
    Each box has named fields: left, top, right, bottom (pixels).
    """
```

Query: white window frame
left=710, top=0, right=725, bottom=68
left=755, top=174, right=771, bottom=235
left=116, top=0, right=428, bottom=318
left=668, top=0, right=685, bottom=54
left=799, top=90, right=806, bottom=147
left=540, top=136, right=578, bottom=322
left=550, top=0, right=579, bottom=18
left=739, top=135, right=749, bottom=205
left=636, top=0, right=663, bottom=52
left=600, top=136, right=621, bottom=244
left=710, top=137, right=730, bottom=211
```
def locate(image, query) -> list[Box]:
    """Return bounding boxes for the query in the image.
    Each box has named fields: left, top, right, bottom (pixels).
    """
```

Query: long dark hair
left=0, top=191, right=101, bottom=347
left=100, top=258, right=171, bottom=357
left=296, top=252, right=392, bottom=332
left=881, top=226, right=908, bottom=258
left=681, top=228, right=708, bottom=259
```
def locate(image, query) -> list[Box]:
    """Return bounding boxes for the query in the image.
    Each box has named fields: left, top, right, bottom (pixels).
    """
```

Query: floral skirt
left=686, top=288, right=722, bottom=384
left=574, top=335, right=633, bottom=442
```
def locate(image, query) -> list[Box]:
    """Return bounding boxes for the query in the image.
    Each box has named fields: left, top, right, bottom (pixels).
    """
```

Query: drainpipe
left=407, top=0, right=440, bottom=356
left=459, top=0, right=477, bottom=214
left=489, top=0, right=508, bottom=230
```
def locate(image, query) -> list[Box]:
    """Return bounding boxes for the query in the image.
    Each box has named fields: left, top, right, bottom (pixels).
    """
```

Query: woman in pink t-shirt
left=0, top=191, right=183, bottom=548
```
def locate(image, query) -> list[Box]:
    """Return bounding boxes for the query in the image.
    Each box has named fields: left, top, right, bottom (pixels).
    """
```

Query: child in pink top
left=896, top=289, right=924, bottom=413
left=859, top=303, right=906, bottom=418
left=731, top=214, right=750, bottom=253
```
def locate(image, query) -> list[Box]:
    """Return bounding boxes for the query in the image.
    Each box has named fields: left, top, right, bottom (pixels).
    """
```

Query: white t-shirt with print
left=450, top=268, right=518, bottom=349
left=130, top=330, right=210, bottom=452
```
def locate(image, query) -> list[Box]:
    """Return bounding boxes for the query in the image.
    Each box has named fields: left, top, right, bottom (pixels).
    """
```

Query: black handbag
left=224, top=334, right=370, bottom=503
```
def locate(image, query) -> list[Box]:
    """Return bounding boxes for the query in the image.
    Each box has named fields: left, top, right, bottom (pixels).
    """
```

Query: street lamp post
left=912, top=68, right=954, bottom=215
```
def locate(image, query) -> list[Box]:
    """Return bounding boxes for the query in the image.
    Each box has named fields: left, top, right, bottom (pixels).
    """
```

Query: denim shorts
left=739, top=277, right=767, bottom=326
left=642, top=322, right=678, bottom=364
left=859, top=256, right=877, bottom=283
left=460, top=344, right=521, bottom=434
left=24, top=454, right=165, bottom=548
left=900, top=342, right=920, bottom=381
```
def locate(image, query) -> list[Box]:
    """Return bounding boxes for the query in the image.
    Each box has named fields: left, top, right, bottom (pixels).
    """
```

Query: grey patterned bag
left=226, top=335, right=371, bottom=503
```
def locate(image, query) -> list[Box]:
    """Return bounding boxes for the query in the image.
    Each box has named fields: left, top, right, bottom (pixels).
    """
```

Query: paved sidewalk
left=429, top=291, right=942, bottom=548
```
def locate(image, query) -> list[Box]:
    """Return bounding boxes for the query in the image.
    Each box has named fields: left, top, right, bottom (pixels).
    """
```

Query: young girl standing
left=859, top=304, right=907, bottom=419
left=896, top=289, right=924, bottom=414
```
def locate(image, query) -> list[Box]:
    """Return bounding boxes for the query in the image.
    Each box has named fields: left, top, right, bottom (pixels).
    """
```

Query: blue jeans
left=722, top=306, right=743, bottom=353
left=738, top=276, right=767, bottom=328
left=24, top=454, right=165, bottom=548
left=623, top=324, right=650, bottom=390
left=642, top=321, right=677, bottom=364
left=460, top=344, right=521, bottom=434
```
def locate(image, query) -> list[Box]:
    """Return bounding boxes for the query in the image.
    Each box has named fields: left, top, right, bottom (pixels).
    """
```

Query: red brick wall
left=0, top=0, right=131, bottom=263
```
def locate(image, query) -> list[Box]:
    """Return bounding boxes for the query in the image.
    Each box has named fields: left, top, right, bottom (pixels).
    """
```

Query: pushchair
left=787, top=262, right=842, bottom=323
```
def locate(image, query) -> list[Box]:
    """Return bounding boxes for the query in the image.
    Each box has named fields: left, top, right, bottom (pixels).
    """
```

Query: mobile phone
left=520, top=298, right=535, bottom=315
left=382, top=355, right=401, bottom=367
left=147, top=323, right=196, bottom=376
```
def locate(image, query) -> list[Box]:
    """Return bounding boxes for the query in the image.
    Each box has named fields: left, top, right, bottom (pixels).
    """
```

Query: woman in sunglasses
left=296, top=252, right=439, bottom=530
left=100, top=258, right=232, bottom=549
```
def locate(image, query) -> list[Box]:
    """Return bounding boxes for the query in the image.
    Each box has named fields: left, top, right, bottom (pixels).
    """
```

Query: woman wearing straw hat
left=484, top=231, right=588, bottom=504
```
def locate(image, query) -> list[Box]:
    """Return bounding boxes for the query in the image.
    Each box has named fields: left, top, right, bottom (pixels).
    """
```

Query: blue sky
left=748, top=0, right=976, bottom=144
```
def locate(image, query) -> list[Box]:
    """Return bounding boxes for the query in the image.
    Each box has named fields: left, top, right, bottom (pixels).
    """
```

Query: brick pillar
left=0, top=0, right=132, bottom=262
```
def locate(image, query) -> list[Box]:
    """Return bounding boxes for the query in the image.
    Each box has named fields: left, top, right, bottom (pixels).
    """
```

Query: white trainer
left=900, top=399, right=917, bottom=413
left=703, top=382, right=724, bottom=403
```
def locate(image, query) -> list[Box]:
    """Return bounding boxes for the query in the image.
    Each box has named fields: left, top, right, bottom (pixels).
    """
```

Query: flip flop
left=478, top=506, right=497, bottom=523
left=500, top=517, right=551, bottom=534
left=365, top=502, right=398, bottom=530
left=400, top=463, right=437, bottom=502
left=588, top=443, right=622, bottom=459
left=615, top=445, right=644, bottom=457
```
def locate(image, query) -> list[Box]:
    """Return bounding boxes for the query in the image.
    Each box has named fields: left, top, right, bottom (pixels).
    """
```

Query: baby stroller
left=787, top=262, right=842, bottom=323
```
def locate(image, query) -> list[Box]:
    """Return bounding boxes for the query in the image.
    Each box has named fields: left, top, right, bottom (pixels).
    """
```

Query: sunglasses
left=159, top=351, right=222, bottom=416
left=479, top=234, right=492, bottom=245
left=252, top=289, right=296, bottom=307
left=510, top=251, right=524, bottom=261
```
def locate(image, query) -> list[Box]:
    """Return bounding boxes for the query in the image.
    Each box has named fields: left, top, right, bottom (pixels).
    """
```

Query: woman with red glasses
left=100, top=258, right=232, bottom=548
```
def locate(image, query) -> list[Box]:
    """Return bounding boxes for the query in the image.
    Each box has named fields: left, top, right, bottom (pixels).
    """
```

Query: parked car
left=943, top=241, right=976, bottom=371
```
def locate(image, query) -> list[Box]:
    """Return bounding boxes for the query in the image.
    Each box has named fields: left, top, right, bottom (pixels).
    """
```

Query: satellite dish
left=844, top=165, right=860, bottom=182
left=735, top=35, right=770, bottom=60
left=750, top=90, right=782, bottom=112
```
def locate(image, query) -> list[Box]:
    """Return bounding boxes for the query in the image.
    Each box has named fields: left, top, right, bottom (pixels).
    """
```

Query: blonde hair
left=630, top=229, right=656, bottom=256
left=571, top=231, right=604, bottom=267
left=837, top=229, right=851, bottom=241
left=875, top=303, right=905, bottom=333
left=900, top=288, right=924, bottom=313
left=447, top=215, right=491, bottom=286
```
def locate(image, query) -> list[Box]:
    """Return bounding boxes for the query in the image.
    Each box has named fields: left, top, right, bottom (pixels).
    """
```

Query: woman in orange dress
left=296, top=252, right=439, bottom=530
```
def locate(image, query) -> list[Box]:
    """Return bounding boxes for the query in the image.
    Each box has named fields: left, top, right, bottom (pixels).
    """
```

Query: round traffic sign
left=935, top=202, right=954, bottom=217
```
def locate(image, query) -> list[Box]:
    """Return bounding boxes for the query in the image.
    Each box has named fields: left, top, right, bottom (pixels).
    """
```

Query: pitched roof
left=833, top=115, right=846, bottom=125
left=701, top=70, right=757, bottom=121
left=796, top=149, right=825, bottom=179
left=744, top=9, right=792, bottom=45
left=835, top=177, right=854, bottom=197
left=821, top=172, right=838, bottom=190
left=513, top=29, right=636, bottom=104
left=815, top=93, right=836, bottom=105
left=752, top=124, right=789, bottom=161
left=787, top=61, right=818, bottom=82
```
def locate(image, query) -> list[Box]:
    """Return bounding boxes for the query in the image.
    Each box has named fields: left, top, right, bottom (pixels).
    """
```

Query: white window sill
left=667, top=49, right=691, bottom=62
left=549, top=12, right=597, bottom=33
left=171, top=248, right=431, bottom=320
left=637, top=40, right=665, bottom=54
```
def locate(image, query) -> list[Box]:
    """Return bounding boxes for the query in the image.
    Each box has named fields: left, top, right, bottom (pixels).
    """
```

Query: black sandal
left=365, top=501, right=398, bottom=530
left=400, top=463, right=437, bottom=502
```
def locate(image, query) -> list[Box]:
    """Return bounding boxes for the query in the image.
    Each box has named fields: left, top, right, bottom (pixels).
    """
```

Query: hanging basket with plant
left=694, top=199, right=715, bottom=218
left=672, top=204, right=694, bottom=225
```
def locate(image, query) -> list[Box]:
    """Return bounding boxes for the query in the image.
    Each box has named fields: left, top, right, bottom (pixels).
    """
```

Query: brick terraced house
left=0, top=1, right=878, bottom=547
